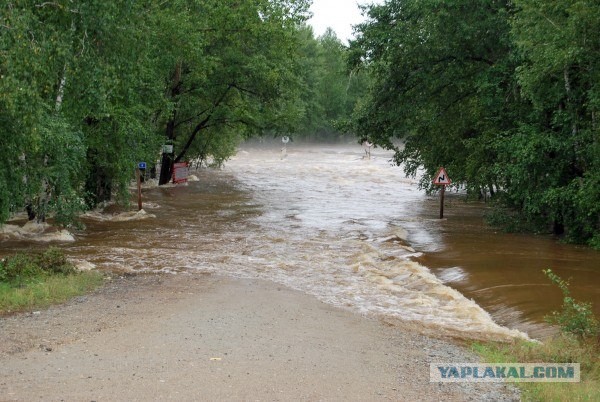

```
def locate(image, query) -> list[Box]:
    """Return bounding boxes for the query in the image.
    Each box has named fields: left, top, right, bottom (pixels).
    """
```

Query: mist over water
left=2, top=143, right=598, bottom=341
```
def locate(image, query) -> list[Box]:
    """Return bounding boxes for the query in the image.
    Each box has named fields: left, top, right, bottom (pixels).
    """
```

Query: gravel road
left=0, top=273, right=520, bottom=401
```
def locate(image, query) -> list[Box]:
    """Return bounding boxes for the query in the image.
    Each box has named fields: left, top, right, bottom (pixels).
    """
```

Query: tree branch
left=230, top=83, right=261, bottom=97
left=35, top=2, right=62, bottom=8
left=431, top=55, right=494, bottom=67
left=174, top=85, right=233, bottom=162
left=174, top=107, right=211, bottom=129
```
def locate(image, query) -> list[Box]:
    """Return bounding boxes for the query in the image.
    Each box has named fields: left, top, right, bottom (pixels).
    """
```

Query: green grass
left=0, top=271, right=104, bottom=314
left=472, top=336, right=600, bottom=401
left=473, top=269, right=600, bottom=401
left=0, top=248, right=104, bottom=314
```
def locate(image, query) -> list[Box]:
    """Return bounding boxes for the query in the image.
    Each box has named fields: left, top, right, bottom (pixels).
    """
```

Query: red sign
left=433, top=167, right=451, bottom=185
left=172, top=162, right=189, bottom=184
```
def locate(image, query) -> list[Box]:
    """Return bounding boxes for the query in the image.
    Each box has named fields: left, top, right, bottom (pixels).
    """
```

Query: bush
left=543, top=269, right=600, bottom=339
left=0, top=254, right=43, bottom=283
left=485, top=204, right=547, bottom=234
left=0, top=248, right=77, bottom=285
left=35, top=247, right=77, bottom=275
left=589, top=234, right=600, bottom=251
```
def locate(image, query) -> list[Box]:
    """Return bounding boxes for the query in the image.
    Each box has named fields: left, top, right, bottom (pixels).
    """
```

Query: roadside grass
left=472, top=270, right=599, bottom=402
left=472, top=336, right=599, bottom=401
left=0, top=248, right=104, bottom=315
left=0, top=272, right=103, bottom=314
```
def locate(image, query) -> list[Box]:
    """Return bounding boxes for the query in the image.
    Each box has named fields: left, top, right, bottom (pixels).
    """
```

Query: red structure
left=172, top=162, right=189, bottom=184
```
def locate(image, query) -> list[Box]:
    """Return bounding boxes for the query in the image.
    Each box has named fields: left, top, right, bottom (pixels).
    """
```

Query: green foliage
left=485, top=205, right=543, bottom=234
left=150, top=0, right=312, bottom=183
left=0, top=254, right=43, bottom=284
left=350, top=0, right=600, bottom=244
left=1, top=0, right=314, bottom=217
left=187, top=126, right=243, bottom=168
left=35, top=247, right=77, bottom=275
left=292, top=27, right=370, bottom=140
left=543, top=269, right=600, bottom=339
left=473, top=336, right=600, bottom=401
left=350, top=0, right=521, bottom=192
left=0, top=247, right=98, bottom=316
left=1, top=1, right=165, bottom=217
left=589, top=234, right=600, bottom=251
left=0, top=247, right=77, bottom=285
left=0, top=270, right=103, bottom=314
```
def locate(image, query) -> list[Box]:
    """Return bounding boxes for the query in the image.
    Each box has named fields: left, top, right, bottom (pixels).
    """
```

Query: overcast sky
left=308, top=0, right=383, bottom=43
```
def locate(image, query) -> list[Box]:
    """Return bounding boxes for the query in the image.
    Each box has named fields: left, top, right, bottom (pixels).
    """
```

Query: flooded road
left=2, top=143, right=598, bottom=341
left=418, top=197, right=600, bottom=339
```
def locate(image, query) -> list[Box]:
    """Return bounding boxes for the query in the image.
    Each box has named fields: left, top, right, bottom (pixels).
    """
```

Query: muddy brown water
left=1, top=144, right=598, bottom=341
left=415, top=195, right=600, bottom=339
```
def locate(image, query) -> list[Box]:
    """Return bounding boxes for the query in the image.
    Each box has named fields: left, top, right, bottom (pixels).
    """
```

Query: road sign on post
left=433, top=167, right=451, bottom=219
left=135, top=165, right=144, bottom=211
left=281, top=136, right=290, bottom=159
left=433, top=167, right=451, bottom=186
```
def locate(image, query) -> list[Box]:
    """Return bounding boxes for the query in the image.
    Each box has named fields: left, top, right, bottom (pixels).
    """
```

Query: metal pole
left=439, top=185, right=445, bottom=219
left=136, top=168, right=142, bottom=211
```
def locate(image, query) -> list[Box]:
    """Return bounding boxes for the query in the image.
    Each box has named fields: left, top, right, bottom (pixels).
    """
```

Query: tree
left=1, top=1, right=88, bottom=223
left=156, top=0, right=310, bottom=184
left=350, top=0, right=523, bottom=194
left=1, top=1, right=168, bottom=223
left=506, top=0, right=600, bottom=243
left=1, top=1, right=311, bottom=221
left=350, top=0, right=600, bottom=245
left=67, top=2, right=165, bottom=207
left=291, top=26, right=370, bottom=140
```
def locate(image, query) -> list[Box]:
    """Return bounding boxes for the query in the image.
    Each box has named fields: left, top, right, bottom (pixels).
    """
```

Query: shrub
left=589, top=234, right=600, bottom=251
left=35, top=247, right=77, bottom=275
left=543, top=269, right=600, bottom=339
left=0, top=254, right=43, bottom=283
left=0, top=248, right=77, bottom=285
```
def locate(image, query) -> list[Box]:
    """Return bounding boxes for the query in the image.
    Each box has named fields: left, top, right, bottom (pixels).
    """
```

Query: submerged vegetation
left=0, top=247, right=103, bottom=314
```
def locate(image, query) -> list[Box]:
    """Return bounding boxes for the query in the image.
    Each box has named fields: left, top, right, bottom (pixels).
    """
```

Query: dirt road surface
left=0, top=273, right=519, bottom=401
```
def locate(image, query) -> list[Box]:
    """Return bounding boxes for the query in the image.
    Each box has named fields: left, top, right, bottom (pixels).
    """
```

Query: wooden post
left=439, top=185, right=445, bottom=219
left=136, top=168, right=142, bottom=211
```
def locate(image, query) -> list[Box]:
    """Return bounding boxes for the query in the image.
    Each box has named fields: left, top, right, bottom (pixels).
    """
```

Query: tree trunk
left=158, top=152, right=173, bottom=185
left=158, top=116, right=177, bottom=185
left=158, top=62, right=183, bottom=185
left=84, top=165, right=112, bottom=207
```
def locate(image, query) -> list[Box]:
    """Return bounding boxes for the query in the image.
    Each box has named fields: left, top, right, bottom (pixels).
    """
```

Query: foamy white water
left=198, top=144, right=528, bottom=341
left=1, top=143, right=527, bottom=341
left=2, top=142, right=595, bottom=340
left=0, top=222, right=75, bottom=242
